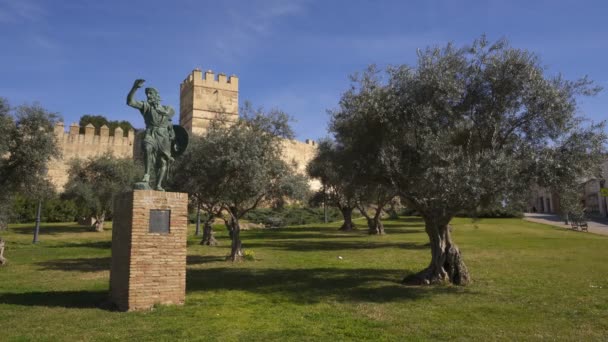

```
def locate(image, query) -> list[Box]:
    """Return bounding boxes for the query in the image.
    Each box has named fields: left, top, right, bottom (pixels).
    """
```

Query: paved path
left=524, top=213, right=608, bottom=236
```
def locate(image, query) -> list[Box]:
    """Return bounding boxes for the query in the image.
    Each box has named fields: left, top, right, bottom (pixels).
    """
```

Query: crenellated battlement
left=48, top=122, right=136, bottom=191
left=53, top=122, right=135, bottom=146
left=180, top=68, right=238, bottom=92
left=46, top=71, right=317, bottom=193
left=180, top=68, right=240, bottom=135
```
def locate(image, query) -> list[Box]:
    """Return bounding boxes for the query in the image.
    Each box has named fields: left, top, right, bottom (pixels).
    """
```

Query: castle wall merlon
left=191, top=69, right=203, bottom=86
left=114, top=127, right=124, bottom=145
left=204, top=70, right=214, bottom=82
left=180, top=69, right=239, bottom=92
left=54, top=122, right=64, bottom=136
left=228, top=75, right=238, bottom=87
left=198, top=69, right=239, bottom=91
left=53, top=123, right=135, bottom=145
left=180, top=69, right=202, bottom=90
left=69, top=123, right=79, bottom=136
left=84, top=124, right=95, bottom=143
left=100, top=125, right=110, bottom=137
left=218, top=73, right=229, bottom=85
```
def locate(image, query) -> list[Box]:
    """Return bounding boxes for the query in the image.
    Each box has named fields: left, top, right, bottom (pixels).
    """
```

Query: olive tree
left=354, top=183, right=395, bottom=235
left=329, top=79, right=397, bottom=235
left=307, top=139, right=359, bottom=231
left=0, top=98, right=60, bottom=229
left=170, top=136, right=224, bottom=245
left=172, top=105, right=309, bottom=260
left=62, top=154, right=142, bottom=231
left=546, top=131, right=606, bottom=223
left=332, top=37, right=606, bottom=285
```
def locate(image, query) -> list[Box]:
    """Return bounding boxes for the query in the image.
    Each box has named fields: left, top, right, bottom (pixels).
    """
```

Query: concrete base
left=109, top=190, right=188, bottom=311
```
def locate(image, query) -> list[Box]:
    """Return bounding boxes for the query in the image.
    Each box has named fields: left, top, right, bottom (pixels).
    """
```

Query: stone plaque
left=149, top=209, right=171, bottom=233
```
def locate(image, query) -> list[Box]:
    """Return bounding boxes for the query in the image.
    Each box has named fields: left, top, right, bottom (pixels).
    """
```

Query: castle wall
left=48, top=69, right=318, bottom=193
left=281, top=139, right=321, bottom=191
left=179, top=68, right=319, bottom=190
left=48, top=122, right=135, bottom=191
left=180, top=69, right=239, bottom=136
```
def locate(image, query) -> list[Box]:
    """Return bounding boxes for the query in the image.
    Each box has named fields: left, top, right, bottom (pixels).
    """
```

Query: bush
left=43, top=199, right=79, bottom=222
left=242, top=250, right=255, bottom=261
left=10, top=196, right=78, bottom=223
left=399, top=205, right=522, bottom=219
left=243, top=207, right=347, bottom=226
left=457, top=207, right=524, bottom=218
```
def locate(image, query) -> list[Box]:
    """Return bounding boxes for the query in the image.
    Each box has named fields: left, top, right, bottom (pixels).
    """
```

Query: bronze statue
left=127, top=79, right=187, bottom=191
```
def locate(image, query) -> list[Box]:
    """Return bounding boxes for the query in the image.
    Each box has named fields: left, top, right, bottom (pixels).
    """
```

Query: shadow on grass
left=242, top=226, right=338, bottom=239
left=187, top=255, right=226, bottom=264
left=244, top=240, right=430, bottom=252
left=37, top=257, right=110, bottom=272
left=393, top=217, right=424, bottom=223
left=243, top=226, right=424, bottom=240
left=0, top=290, right=107, bottom=308
left=36, top=255, right=230, bottom=271
left=10, top=224, right=93, bottom=235
left=50, top=241, right=112, bottom=249
left=186, top=267, right=473, bottom=304
left=244, top=232, right=364, bottom=241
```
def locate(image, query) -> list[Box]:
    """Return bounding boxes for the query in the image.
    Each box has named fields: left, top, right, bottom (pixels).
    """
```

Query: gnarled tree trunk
left=367, top=217, right=385, bottom=235
left=339, top=206, right=356, bottom=231
left=195, top=205, right=201, bottom=236
left=224, top=216, right=235, bottom=239
left=200, top=219, right=218, bottom=246
left=229, top=217, right=243, bottom=261
left=94, top=212, right=105, bottom=232
left=358, top=205, right=385, bottom=235
left=225, top=209, right=243, bottom=261
left=0, top=237, right=6, bottom=266
left=403, top=216, right=470, bottom=285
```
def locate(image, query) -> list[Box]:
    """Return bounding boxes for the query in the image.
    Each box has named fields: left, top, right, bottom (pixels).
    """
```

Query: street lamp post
left=33, top=199, right=42, bottom=244
left=323, top=185, right=328, bottom=224
left=32, top=167, right=48, bottom=244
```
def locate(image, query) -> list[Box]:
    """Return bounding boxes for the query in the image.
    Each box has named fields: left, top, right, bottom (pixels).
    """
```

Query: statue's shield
left=172, top=125, right=189, bottom=158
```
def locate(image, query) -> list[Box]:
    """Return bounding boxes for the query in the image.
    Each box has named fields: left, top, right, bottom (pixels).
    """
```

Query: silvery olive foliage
left=172, top=104, right=309, bottom=260
left=62, top=154, right=142, bottom=231
left=329, top=37, right=606, bottom=284
left=306, top=139, right=359, bottom=231
left=0, top=98, right=61, bottom=228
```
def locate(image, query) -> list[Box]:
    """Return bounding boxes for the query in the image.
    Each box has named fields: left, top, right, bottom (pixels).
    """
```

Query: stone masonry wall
left=47, top=70, right=318, bottom=192
left=179, top=69, right=319, bottom=189
left=48, top=122, right=135, bottom=191
left=110, top=190, right=188, bottom=311
left=281, top=138, right=321, bottom=191
left=180, top=69, right=239, bottom=136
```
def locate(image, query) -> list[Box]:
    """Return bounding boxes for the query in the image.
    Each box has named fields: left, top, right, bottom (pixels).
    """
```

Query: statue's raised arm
left=127, top=79, right=146, bottom=109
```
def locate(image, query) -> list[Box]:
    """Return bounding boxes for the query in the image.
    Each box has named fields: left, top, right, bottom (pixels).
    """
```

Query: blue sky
left=1, top=0, right=607, bottom=141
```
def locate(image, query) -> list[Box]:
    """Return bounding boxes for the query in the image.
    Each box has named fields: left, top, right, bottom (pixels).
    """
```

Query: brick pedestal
left=109, top=190, right=188, bottom=311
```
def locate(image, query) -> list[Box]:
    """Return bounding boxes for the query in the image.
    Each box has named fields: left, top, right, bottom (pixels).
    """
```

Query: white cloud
left=0, top=0, right=46, bottom=24
left=30, top=33, right=60, bottom=51
left=212, top=0, right=309, bottom=61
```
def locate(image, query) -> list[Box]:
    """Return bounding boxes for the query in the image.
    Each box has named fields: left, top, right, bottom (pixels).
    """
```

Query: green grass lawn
left=0, top=217, right=607, bottom=341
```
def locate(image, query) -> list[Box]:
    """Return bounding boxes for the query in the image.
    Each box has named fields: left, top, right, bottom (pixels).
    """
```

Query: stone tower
left=179, top=69, right=239, bottom=135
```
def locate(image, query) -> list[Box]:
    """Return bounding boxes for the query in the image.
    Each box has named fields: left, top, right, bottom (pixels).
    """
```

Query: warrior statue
left=127, top=79, right=188, bottom=191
